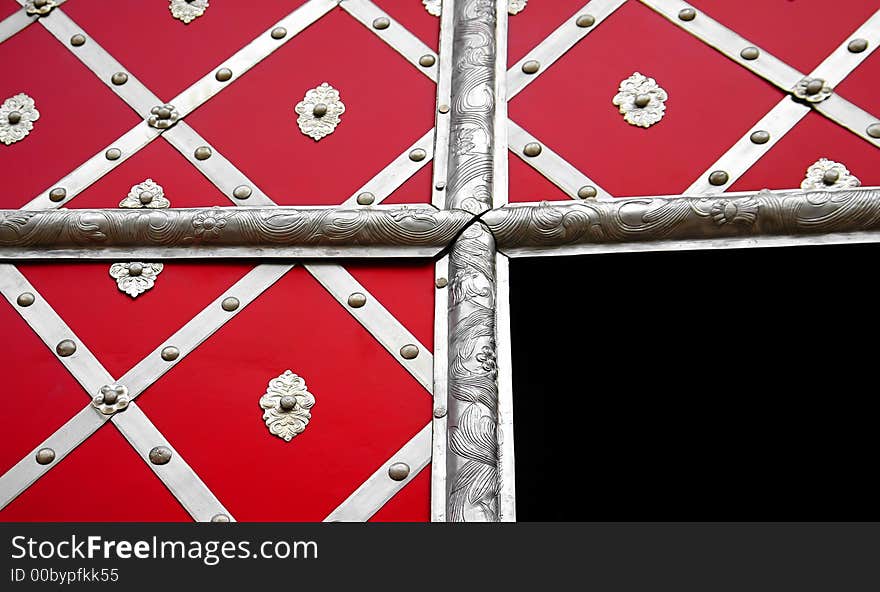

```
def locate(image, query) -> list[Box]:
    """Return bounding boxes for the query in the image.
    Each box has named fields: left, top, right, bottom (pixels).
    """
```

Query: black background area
left=509, top=243, right=878, bottom=521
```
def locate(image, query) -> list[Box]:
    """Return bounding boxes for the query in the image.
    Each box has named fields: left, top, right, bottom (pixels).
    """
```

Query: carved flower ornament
left=92, top=384, right=130, bottom=415
left=423, top=0, right=527, bottom=15
left=109, top=263, right=164, bottom=298
left=25, top=0, right=59, bottom=16
left=192, top=207, right=232, bottom=239
left=612, top=72, right=668, bottom=128
left=119, top=178, right=170, bottom=209
left=169, top=0, right=209, bottom=24
left=801, top=158, right=860, bottom=190
left=259, top=370, right=316, bottom=442
left=295, top=83, right=345, bottom=141
left=1, top=94, right=40, bottom=146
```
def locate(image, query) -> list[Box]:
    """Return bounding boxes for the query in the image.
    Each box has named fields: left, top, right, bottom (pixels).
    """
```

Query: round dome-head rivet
left=521, top=60, right=540, bottom=74
left=221, top=297, right=240, bottom=312
left=523, top=142, right=542, bottom=157
left=409, top=148, right=427, bottom=161
left=139, top=191, right=153, bottom=205
left=399, top=344, right=419, bottom=360
left=149, top=446, right=172, bottom=465
left=372, top=17, right=390, bottom=30
left=233, top=185, right=252, bottom=200
left=211, top=514, right=230, bottom=523
left=435, top=277, right=448, bottom=289
left=35, top=448, right=55, bottom=465
left=678, top=7, right=696, bottom=21
left=435, top=181, right=446, bottom=191
left=438, top=104, right=450, bottom=114
left=7, top=111, right=21, bottom=124
left=433, top=406, right=447, bottom=418
left=127, top=263, right=143, bottom=277
left=708, top=170, right=729, bottom=186
left=161, top=346, right=179, bottom=361
left=215, top=68, right=233, bottom=82
left=70, top=34, right=86, bottom=47
left=805, top=78, right=826, bottom=95
left=347, top=292, right=367, bottom=308
left=576, top=14, right=595, bottom=28
left=49, top=188, right=67, bottom=202
left=634, top=94, right=651, bottom=108
left=866, top=123, right=880, bottom=138
left=388, top=462, right=410, bottom=481
left=822, top=169, right=840, bottom=185
left=111, top=72, right=128, bottom=85
left=105, top=147, right=122, bottom=160
left=279, top=395, right=297, bottom=412
left=419, top=54, right=436, bottom=67
left=312, top=103, right=328, bottom=117
left=194, top=146, right=212, bottom=160
left=17, top=292, right=35, bottom=307
left=157, top=107, right=172, bottom=120
left=577, top=185, right=597, bottom=199
left=56, top=339, right=76, bottom=357
left=848, top=38, right=868, bottom=53
left=270, top=27, right=287, bottom=39
left=740, top=46, right=760, bottom=60
left=750, top=130, right=770, bottom=144
left=357, top=192, right=375, bottom=205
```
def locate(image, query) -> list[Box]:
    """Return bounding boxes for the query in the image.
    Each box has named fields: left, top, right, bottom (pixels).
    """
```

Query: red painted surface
left=0, top=0, right=20, bottom=20
left=374, top=0, right=441, bottom=52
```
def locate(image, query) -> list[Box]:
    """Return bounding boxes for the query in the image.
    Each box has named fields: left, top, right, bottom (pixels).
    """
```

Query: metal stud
left=634, top=94, right=651, bottom=108
left=7, top=111, right=21, bottom=125
left=312, top=103, right=328, bottom=117
left=435, top=277, right=448, bottom=288
left=433, top=406, right=447, bottom=418
left=521, top=60, right=540, bottom=75
left=194, top=146, right=212, bottom=160
left=805, top=78, right=826, bottom=95
left=35, top=448, right=55, bottom=465
left=678, top=7, right=696, bottom=21
left=356, top=192, right=375, bottom=205
left=409, top=148, right=427, bottom=161
left=822, top=169, right=840, bottom=185
left=438, top=104, right=450, bottom=114
left=740, top=46, right=760, bottom=60
left=161, top=346, right=180, bottom=361
left=271, top=27, right=287, bottom=39
left=48, top=187, right=66, bottom=202
left=708, top=170, right=729, bottom=186
left=215, top=68, right=233, bottom=82
left=435, top=181, right=446, bottom=191
left=70, top=34, right=86, bottom=47
left=56, top=339, right=76, bottom=357
left=750, top=130, right=770, bottom=144
left=16, top=292, right=35, bottom=307
left=111, top=72, right=128, bottom=85
left=372, top=17, right=390, bottom=30
left=419, top=55, right=436, bottom=67
left=867, top=123, right=880, bottom=139
left=523, top=142, right=542, bottom=157
left=399, top=344, right=419, bottom=360
left=105, top=147, right=122, bottom=160
left=388, top=462, right=410, bottom=481
left=848, top=38, right=868, bottom=53
left=149, top=446, right=173, bottom=465
left=233, top=185, right=252, bottom=200
left=221, top=297, right=240, bottom=312
left=347, top=292, right=367, bottom=308
left=576, top=14, right=595, bottom=28
left=577, top=186, right=597, bottom=199
left=211, top=514, right=230, bottom=523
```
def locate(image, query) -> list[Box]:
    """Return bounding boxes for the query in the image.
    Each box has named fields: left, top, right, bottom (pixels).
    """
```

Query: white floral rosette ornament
left=109, top=263, right=164, bottom=298
left=294, top=83, right=345, bottom=141
left=169, top=0, right=208, bottom=24
left=612, top=72, right=668, bottom=128
left=801, top=158, right=861, bottom=190
left=259, top=370, right=316, bottom=442
left=119, top=178, right=171, bottom=209
left=0, top=93, right=40, bottom=146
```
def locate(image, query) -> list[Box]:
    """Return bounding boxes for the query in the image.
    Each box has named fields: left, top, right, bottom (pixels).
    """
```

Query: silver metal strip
left=508, top=119, right=614, bottom=200
left=305, top=263, right=434, bottom=394
left=21, top=122, right=161, bottom=210
left=339, top=0, right=438, bottom=83
left=638, top=0, right=803, bottom=90
left=811, top=9, right=880, bottom=85
left=37, top=9, right=161, bottom=115
left=170, top=0, right=339, bottom=116
left=430, top=256, right=449, bottom=522
left=507, top=0, right=627, bottom=100
left=112, top=403, right=233, bottom=522
left=0, top=246, right=445, bottom=260
left=494, top=251, right=515, bottom=522
left=431, top=0, right=455, bottom=208
left=684, top=98, right=810, bottom=195
left=815, top=95, right=880, bottom=149
left=323, top=423, right=432, bottom=522
left=0, top=8, right=34, bottom=45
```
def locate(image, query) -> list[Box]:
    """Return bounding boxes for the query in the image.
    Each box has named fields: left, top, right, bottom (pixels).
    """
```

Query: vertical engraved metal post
left=432, top=0, right=513, bottom=522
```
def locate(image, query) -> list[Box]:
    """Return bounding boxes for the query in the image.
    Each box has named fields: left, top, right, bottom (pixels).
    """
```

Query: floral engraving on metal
left=792, top=77, right=833, bottom=103
left=1, top=94, right=40, bottom=146
left=147, top=104, right=180, bottom=129
left=801, top=158, right=861, bottom=190
left=423, top=0, right=527, bottom=16
left=612, top=72, right=668, bottom=128
left=91, top=384, right=130, bottom=416
left=259, top=370, right=316, bottom=442
left=119, top=179, right=171, bottom=209
left=169, top=0, right=209, bottom=24
left=109, top=263, right=165, bottom=298
left=25, top=0, right=60, bottom=16
left=294, top=83, right=345, bottom=141
left=191, top=208, right=232, bottom=241
left=709, top=197, right=759, bottom=227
